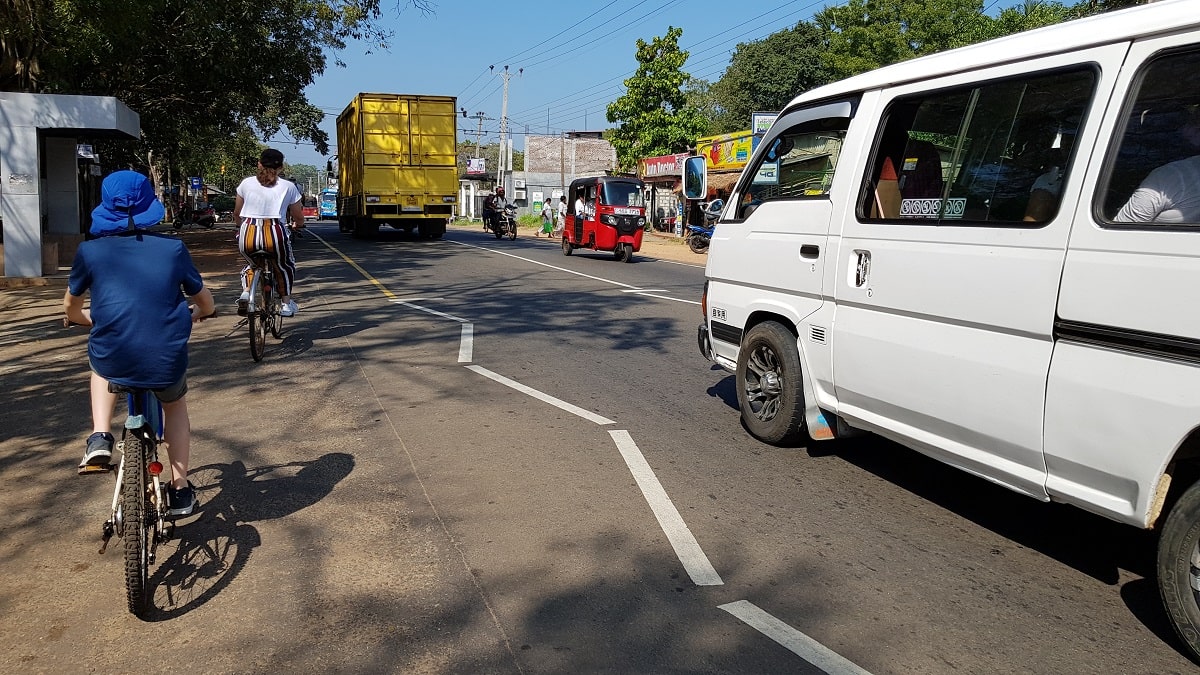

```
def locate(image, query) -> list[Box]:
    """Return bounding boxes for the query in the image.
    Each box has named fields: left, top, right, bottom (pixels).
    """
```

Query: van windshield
left=603, top=182, right=645, bottom=208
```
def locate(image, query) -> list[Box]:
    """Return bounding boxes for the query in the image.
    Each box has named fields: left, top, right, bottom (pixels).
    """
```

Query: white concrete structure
left=0, top=92, right=139, bottom=277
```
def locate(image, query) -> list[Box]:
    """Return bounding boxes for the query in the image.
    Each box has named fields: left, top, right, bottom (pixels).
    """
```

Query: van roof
left=787, top=0, right=1200, bottom=110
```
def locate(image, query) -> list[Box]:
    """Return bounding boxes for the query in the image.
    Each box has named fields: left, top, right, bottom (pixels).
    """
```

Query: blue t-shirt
left=68, top=232, right=205, bottom=388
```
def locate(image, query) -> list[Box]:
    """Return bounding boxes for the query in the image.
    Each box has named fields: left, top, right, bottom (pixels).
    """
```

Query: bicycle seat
left=108, top=382, right=146, bottom=395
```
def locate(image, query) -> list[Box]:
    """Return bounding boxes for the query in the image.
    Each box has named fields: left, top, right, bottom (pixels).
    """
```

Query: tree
left=814, top=0, right=995, bottom=80
left=1, top=0, right=432, bottom=181
left=606, top=27, right=707, bottom=171
left=709, top=22, right=833, bottom=134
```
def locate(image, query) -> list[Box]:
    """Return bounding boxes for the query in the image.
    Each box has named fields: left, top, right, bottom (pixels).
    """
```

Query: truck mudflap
left=697, top=323, right=712, bottom=361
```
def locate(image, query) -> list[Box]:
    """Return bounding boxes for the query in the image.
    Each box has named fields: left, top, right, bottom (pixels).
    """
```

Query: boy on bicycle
left=63, top=170, right=216, bottom=516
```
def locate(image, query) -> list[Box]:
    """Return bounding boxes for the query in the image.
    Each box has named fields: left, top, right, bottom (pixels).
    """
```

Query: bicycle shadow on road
left=144, top=452, right=354, bottom=621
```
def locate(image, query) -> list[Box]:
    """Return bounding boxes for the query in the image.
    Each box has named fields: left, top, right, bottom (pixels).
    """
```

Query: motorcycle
left=173, top=205, right=216, bottom=229
left=685, top=200, right=721, bottom=254
left=489, top=203, right=518, bottom=240
left=686, top=222, right=714, bottom=253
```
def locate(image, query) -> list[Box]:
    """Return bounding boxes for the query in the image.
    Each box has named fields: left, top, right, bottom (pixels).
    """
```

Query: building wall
left=525, top=135, right=616, bottom=177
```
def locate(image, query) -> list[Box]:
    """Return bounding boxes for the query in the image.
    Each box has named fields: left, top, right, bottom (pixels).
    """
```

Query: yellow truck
left=335, top=93, right=457, bottom=238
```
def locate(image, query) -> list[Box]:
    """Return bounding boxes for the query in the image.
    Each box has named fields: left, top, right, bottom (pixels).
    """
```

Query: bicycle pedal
left=78, top=462, right=115, bottom=475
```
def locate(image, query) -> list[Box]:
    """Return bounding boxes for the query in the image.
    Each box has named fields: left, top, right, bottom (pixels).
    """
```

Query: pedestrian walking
left=539, top=199, right=554, bottom=237
left=555, top=195, right=567, bottom=237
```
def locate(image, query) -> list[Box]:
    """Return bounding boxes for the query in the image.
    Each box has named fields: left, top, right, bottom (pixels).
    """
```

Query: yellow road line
left=308, top=230, right=397, bottom=299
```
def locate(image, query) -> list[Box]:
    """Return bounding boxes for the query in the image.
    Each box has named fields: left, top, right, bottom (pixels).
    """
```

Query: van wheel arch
left=736, top=316, right=806, bottom=445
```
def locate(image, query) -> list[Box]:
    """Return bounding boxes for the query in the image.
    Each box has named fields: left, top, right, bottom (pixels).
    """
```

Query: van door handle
left=800, top=244, right=820, bottom=259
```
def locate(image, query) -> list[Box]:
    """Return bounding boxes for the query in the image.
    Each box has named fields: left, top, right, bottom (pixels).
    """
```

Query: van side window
left=860, top=67, right=1096, bottom=226
left=1100, top=48, right=1200, bottom=227
left=735, top=118, right=848, bottom=219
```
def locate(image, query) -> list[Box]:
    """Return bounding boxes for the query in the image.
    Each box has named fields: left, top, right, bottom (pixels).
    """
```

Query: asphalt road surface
left=0, top=221, right=1194, bottom=673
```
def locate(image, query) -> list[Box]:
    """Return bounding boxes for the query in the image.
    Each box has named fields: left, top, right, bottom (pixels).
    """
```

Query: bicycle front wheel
left=122, top=436, right=152, bottom=616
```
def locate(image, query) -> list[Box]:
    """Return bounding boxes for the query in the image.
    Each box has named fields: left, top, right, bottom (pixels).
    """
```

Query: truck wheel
left=353, top=219, right=378, bottom=238
left=736, top=321, right=805, bottom=444
left=1157, top=477, right=1200, bottom=661
left=338, top=216, right=351, bottom=233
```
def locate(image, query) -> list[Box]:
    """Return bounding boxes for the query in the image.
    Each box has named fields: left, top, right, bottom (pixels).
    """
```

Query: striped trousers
left=237, top=217, right=296, bottom=297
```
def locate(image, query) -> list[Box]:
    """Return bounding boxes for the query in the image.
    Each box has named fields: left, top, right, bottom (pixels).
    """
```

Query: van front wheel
left=1157, top=478, right=1200, bottom=661
left=736, top=321, right=805, bottom=445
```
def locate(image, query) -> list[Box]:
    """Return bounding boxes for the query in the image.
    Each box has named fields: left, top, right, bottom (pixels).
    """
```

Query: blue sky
left=277, top=0, right=1023, bottom=169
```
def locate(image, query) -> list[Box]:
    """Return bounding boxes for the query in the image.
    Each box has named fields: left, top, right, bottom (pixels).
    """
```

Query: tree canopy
left=0, top=0, right=430, bottom=179
left=708, top=22, right=833, bottom=134
left=605, top=26, right=707, bottom=172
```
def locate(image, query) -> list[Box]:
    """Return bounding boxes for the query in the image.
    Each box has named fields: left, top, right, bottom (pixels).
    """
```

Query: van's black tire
left=1157, top=478, right=1200, bottom=662
left=736, top=321, right=806, bottom=444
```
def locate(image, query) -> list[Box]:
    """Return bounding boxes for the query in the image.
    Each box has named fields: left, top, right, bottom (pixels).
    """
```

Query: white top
left=558, top=199, right=567, bottom=219
left=575, top=197, right=587, bottom=219
left=237, top=175, right=302, bottom=220
left=542, top=201, right=554, bottom=217
left=1115, top=155, right=1200, bottom=224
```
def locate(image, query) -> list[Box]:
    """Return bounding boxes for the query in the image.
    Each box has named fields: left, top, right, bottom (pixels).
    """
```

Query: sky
left=275, top=0, right=1023, bottom=170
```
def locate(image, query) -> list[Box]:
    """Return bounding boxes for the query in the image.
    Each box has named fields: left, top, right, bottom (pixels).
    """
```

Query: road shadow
left=145, top=452, right=355, bottom=620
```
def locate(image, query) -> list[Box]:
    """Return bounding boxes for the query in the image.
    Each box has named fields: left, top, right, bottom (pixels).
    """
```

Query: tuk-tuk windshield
left=602, top=182, right=645, bottom=208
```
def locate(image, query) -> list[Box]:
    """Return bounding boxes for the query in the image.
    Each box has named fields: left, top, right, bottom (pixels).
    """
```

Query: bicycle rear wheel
left=266, top=277, right=283, bottom=339
left=122, top=435, right=152, bottom=616
left=249, top=284, right=267, bottom=362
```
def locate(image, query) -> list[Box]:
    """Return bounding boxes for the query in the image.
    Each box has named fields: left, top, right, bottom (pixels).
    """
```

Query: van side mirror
left=682, top=156, right=707, bottom=201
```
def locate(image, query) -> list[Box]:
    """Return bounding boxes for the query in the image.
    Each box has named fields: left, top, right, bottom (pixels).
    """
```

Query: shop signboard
left=638, top=152, right=688, bottom=180
left=751, top=112, right=778, bottom=135
left=696, top=131, right=758, bottom=171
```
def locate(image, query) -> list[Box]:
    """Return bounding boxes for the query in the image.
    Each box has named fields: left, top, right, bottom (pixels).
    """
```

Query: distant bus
left=319, top=188, right=338, bottom=219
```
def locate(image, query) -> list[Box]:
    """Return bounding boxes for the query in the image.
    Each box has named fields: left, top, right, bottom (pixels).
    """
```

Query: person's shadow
left=144, top=452, right=354, bottom=620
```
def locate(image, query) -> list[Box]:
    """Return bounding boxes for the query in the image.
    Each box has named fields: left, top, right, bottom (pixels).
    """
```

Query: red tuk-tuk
left=562, top=176, right=647, bottom=263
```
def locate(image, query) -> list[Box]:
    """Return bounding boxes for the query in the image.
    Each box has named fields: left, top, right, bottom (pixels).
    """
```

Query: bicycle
left=87, top=384, right=175, bottom=617
left=239, top=255, right=283, bottom=362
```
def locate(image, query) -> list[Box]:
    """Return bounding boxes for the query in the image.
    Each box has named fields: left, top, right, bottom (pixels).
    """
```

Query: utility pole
left=494, top=64, right=521, bottom=187
left=460, top=108, right=489, bottom=158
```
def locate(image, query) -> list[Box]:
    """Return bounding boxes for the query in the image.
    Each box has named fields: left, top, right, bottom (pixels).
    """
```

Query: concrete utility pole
left=494, top=64, right=521, bottom=187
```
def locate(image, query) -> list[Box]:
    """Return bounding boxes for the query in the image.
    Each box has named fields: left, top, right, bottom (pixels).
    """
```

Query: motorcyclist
left=483, top=186, right=507, bottom=232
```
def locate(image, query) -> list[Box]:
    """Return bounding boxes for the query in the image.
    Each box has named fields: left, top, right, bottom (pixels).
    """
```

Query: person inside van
left=1114, top=108, right=1200, bottom=224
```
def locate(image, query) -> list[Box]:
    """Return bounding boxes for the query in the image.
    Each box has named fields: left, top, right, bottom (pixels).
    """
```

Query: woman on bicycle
left=64, top=170, right=216, bottom=515
left=234, top=148, right=304, bottom=317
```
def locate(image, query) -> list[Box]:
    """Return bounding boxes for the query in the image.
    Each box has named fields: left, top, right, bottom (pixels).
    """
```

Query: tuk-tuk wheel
left=562, top=237, right=573, bottom=256
left=616, top=243, right=634, bottom=263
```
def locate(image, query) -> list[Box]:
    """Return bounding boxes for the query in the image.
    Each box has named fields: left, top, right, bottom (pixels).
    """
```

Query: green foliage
left=1, top=0, right=431, bottom=182
left=813, top=0, right=997, bottom=81
left=709, top=22, right=833, bottom=134
left=606, top=27, right=707, bottom=172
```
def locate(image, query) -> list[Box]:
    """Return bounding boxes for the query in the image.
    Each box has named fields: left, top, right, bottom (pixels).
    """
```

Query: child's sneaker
left=167, top=482, right=198, bottom=516
left=236, top=291, right=250, bottom=316
left=79, top=432, right=114, bottom=470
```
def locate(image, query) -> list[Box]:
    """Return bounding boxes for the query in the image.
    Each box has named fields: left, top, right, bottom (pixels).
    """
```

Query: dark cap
left=260, top=148, right=285, bottom=169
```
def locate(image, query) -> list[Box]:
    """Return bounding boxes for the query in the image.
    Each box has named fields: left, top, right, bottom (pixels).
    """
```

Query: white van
left=696, top=0, right=1200, bottom=658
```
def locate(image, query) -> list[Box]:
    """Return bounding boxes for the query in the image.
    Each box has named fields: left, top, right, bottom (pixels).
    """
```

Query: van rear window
left=861, top=66, right=1096, bottom=226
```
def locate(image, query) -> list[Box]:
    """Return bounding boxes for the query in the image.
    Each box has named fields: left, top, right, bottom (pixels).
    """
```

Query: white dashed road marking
left=719, top=600, right=873, bottom=675
left=609, top=430, right=723, bottom=586
left=465, top=365, right=616, bottom=426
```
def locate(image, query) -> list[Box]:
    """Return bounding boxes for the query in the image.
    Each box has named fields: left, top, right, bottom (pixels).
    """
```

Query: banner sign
left=467, top=158, right=486, bottom=175
left=639, top=152, right=688, bottom=179
left=752, top=112, right=778, bottom=135
left=696, top=131, right=758, bottom=171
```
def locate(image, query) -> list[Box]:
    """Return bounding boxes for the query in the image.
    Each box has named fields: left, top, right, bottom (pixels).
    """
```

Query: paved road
left=0, top=221, right=1194, bottom=673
